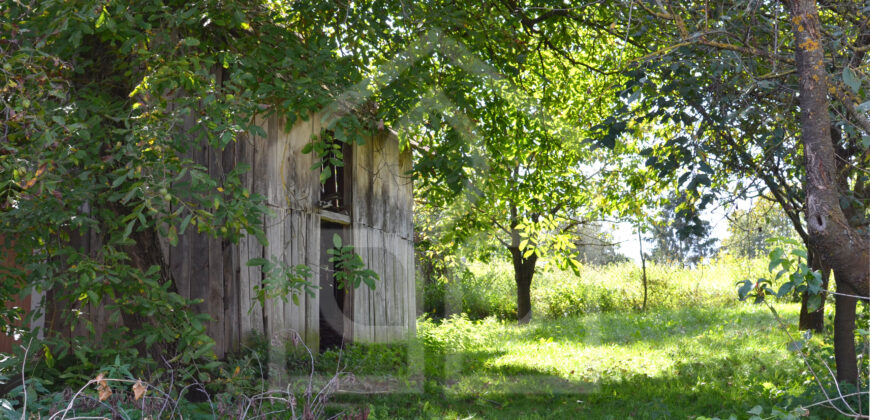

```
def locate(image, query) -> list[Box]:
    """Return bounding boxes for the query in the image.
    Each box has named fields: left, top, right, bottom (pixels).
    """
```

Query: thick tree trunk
left=834, top=286, right=859, bottom=384
left=510, top=247, right=537, bottom=325
left=785, top=0, right=870, bottom=383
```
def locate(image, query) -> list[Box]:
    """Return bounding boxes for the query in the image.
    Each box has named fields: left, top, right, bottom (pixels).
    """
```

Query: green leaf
left=843, top=67, right=861, bottom=93
left=737, top=280, right=753, bottom=301
left=179, top=213, right=193, bottom=235
left=95, top=7, right=108, bottom=29
left=182, top=37, right=201, bottom=47
left=807, top=294, right=822, bottom=312
left=767, top=248, right=784, bottom=272
left=790, top=248, right=807, bottom=259
left=777, top=282, right=794, bottom=298
left=320, top=166, right=332, bottom=184
left=247, top=258, right=269, bottom=267
left=168, top=225, right=178, bottom=247
left=332, top=233, right=342, bottom=248
left=123, top=218, right=136, bottom=239
left=111, top=173, right=129, bottom=188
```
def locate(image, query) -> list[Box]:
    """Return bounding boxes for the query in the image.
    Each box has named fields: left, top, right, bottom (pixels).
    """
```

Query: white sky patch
left=608, top=196, right=755, bottom=264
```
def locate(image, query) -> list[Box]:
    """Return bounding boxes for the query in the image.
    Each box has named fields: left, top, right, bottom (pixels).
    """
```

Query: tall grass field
left=311, top=256, right=865, bottom=419
left=423, top=256, right=772, bottom=320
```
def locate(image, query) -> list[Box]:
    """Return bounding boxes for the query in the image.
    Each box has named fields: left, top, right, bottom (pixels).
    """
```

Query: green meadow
left=306, top=259, right=858, bottom=419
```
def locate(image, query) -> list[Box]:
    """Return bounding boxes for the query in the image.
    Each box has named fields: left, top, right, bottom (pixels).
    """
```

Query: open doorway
left=319, top=223, right=353, bottom=351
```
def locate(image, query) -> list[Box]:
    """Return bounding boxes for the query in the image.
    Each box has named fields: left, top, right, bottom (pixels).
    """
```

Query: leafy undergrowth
left=320, top=303, right=855, bottom=419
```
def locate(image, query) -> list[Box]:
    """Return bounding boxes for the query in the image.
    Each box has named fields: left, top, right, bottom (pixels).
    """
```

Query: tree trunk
left=510, top=247, right=537, bottom=325
left=638, top=229, right=648, bottom=311
left=834, top=285, right=859, bottom=384
left=785, top=0, right=870, bottom=383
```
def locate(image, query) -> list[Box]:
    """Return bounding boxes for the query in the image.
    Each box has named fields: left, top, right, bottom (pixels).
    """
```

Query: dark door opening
left=319, top=222, right=349, bottom=351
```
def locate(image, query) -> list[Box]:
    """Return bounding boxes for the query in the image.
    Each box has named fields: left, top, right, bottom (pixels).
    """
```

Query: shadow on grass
left=327, top=354, right=799, bottom=420
left=320, top=305, right=812, bottom=419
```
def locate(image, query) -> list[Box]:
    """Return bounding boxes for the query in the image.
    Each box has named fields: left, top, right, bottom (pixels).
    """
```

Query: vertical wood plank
left=376, top=230, right=387, bottom=342
left=351, top=226, right=362, bottom=342
left=352, top=139, right=370, bottom=226
left=305, top=212, right=321, bottom=348
left=383, top=132, right=400, bottom=236
left=385, top=232, right=395, bottom=341
left=367, top=227, right=378, bottom=342
left=392, top=232, right=403, bottom=341
left=207, top=146, right=225, bottom=357
left=300, top=114, right=318, bottom=211
left=207, top=235, right=224, bottom=357
left=357, top=227, right=373, bottom=342
left=406, top=238, right=416, bottom=336
left=240, top=215, right=265, bottom=337
left=189, top=237, right=210, bottom=317
left=223, top=140, right=240, bottom=355
left=238, top=131, right=263, bottom=339
left=354, top=226, right=366, bottom=342
left=398, top=146, right=414, bottom=240
left=265, top=209, right=285, bottom=341
left=369, top=135, right=385, bottom=231
left=265, top=208, right=285, bottom=388
left=283, top=210, right=305, bottom=336
left=365, top=227, right=374, bottom=343
left=370, top=228, right=381, bottom=342
left=223, top=239, right=239, bottom=355
left=253, top=115, right=270, bottom=205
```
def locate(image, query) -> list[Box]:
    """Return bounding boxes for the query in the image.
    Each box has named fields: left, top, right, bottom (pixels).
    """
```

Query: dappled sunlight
left=321, top=301, right=825, bottom=418
left=411, top=303, right=807, bottom=402
left=486, top=341, right=677, bottom=383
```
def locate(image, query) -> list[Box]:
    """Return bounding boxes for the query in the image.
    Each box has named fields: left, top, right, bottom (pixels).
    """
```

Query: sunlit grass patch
left=328, top=302, right=822, bottom=419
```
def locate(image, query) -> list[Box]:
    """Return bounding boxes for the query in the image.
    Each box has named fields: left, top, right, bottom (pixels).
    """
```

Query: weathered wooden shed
left=2, top=112, right=414, bottom=357
left=167, top=113, right=416, bottom=357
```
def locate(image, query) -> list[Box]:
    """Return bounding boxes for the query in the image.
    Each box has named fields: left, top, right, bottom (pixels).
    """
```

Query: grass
left=320, top=302, right=831, bottom=419
left=312, top=254, right=870, bottom=419
left=8, top=257, right=861, bottom=418
left=427, top=256, right=773, bottom=320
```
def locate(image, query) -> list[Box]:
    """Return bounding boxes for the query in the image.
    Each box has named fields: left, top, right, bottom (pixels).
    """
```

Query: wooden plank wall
left=78, top=111, right=414, bottom=358
left=237, top=114, right=322, bottom=352
left=351, top=130, right=415, bottom=343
